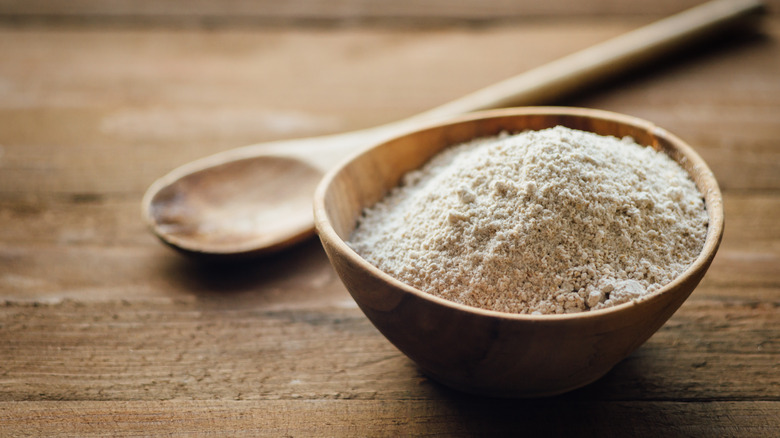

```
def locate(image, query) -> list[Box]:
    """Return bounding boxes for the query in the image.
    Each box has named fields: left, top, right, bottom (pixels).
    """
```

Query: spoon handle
left=196, top=0, right=765, bottom=168
left=144, top=0, right=765, bottom=258
left=407, top=0, right=766, bottom=124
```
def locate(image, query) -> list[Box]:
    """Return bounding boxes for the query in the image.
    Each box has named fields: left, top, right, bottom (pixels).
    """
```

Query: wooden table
left=1, top=1, right=779, bottom=436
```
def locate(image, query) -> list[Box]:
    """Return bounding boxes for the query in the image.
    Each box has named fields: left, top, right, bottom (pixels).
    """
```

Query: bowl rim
left=313, top=106, right=725, bottom=321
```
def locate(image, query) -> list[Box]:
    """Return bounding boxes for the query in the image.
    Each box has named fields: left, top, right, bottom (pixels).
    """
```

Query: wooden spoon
left=142, top=0, right=764, bottom=258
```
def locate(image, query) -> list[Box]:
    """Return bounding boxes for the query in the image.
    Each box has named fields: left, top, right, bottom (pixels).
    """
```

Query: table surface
left=1, top=1, right=779, bottom=436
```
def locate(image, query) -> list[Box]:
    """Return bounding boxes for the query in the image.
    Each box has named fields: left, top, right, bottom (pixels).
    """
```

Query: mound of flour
left=348, top=126, right=708, bottom=314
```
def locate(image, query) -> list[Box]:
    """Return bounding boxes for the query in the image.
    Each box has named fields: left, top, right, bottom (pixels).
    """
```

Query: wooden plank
left=0, top=22, right=777, bottom=194
left=0, top=25, right=624, bottom=194
left=0, top=400, right=779, bottom=437
left=1, top=280, right=777, bottom=402
left=4, top=0, right=777, bottom=25
left=1, top=193, right=777, bottom=298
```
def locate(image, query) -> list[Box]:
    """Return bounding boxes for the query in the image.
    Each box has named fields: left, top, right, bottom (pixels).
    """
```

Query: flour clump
left=348, top=126, right=708, bottom=314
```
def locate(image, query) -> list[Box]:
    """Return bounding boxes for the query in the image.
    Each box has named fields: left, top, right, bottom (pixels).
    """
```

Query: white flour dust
left=348, top=126, right=708, bottom=315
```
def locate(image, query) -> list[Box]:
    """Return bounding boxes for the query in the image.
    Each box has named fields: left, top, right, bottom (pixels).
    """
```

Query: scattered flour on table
left=348, top=126, right=709, bottom=314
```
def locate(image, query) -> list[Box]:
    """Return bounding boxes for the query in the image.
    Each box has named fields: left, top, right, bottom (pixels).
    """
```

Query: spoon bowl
left=141, top=124, right=409, bottom=258
left=313, top=107, right=724, bottom=397
left=144, top=155, right=322, bottom=257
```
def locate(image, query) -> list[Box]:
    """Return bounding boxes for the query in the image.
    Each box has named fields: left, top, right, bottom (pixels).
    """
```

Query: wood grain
left=1, top=400, right=779, bottom=436
left=1, top=281, right=778, bottom=402
left=0, top=4, right=778, bottom=435
left=1, top=0, right=779, bottom=25
left=0, top=23, right=777, bottom=196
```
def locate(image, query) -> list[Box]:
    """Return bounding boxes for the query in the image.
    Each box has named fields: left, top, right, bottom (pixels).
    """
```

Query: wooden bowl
left=313, top=107, right=724, bottom=398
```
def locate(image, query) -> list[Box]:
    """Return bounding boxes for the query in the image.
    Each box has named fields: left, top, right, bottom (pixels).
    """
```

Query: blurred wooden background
left=2, top=0, right=780, bottom=23
left=0, top=0, right=778, bottom=436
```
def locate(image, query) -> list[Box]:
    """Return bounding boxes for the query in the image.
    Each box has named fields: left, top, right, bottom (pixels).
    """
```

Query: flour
left=348, top=126, right=708, bottom=314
